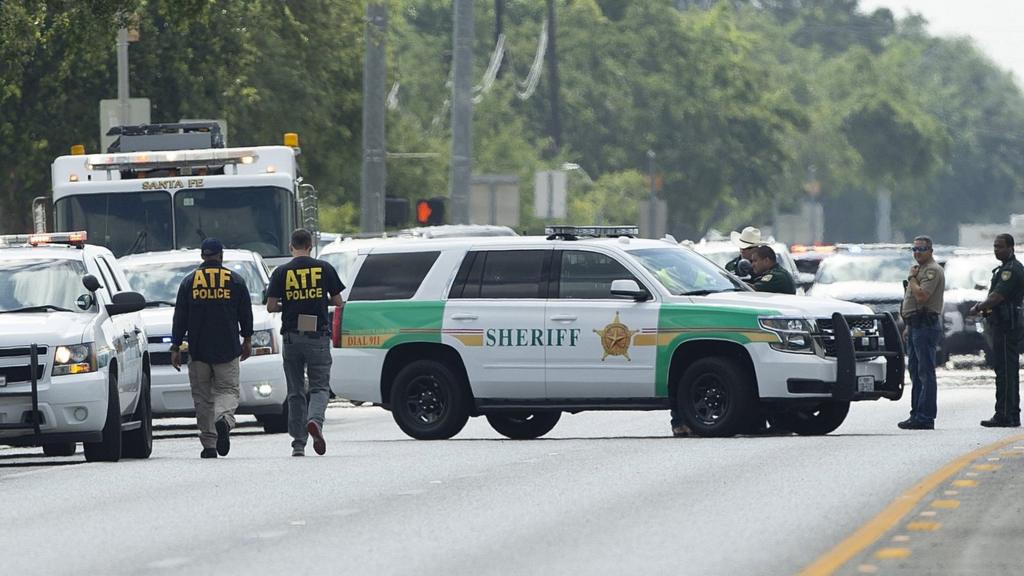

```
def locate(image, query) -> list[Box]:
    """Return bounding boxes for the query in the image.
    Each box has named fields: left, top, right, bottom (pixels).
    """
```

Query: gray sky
left=859, top=0, right=1024, bottom=87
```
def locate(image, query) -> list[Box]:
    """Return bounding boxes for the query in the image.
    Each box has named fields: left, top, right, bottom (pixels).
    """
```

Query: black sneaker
left=307, top=421, right=326, bottom=455
left=292, top=448, right=305, bottom=457
left=215, top=418, right=231, bottom=456
left=898, top=419, right=934, bottom=430
left=200, top=448, right=217, bottom=459
left=981, top=416, right=1020, bottom=428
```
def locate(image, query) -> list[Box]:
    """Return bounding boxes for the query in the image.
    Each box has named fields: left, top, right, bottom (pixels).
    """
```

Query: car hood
left=0, top=311, right=94, bottom=346
left=679, top=291, right=873, bottom=318
left=807, top=281, right=905, bottom=302
left=139, top=305, right=276, bottom=337
left=944, top=288, right=987, bottom=306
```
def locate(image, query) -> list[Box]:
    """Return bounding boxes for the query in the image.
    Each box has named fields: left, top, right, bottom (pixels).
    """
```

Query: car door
left=544, top=249, right=660, bottom=399
left=444, top=247, right=553, bottom=399
left=94, top=255, right=140, bottom=412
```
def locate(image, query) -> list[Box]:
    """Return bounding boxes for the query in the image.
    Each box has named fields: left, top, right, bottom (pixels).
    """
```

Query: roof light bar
left=85, top=149, right=260, bottom=172
left=0, top=231, right=88, bottom=248
left=545, top=225, right=640, bottom=239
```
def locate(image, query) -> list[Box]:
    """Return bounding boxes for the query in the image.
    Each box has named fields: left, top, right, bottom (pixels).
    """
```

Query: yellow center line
left=797, top=433, right=1024, bottom=576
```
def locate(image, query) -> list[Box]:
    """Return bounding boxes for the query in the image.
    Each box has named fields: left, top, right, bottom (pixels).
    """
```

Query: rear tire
left=42, top=442, right=76, bottom=457
left=769, top=402, right=850, bottom=436
left=257, top=403, right=289, bottom=434
left=675, top=357, right=756, bottom=437
left=84, top=370, right=122, bottom=462
left=390, top=359, right=470, bottom=440
left=122, top=368, right=153, bottom=459
left=486, top=411, right=561, bottom=439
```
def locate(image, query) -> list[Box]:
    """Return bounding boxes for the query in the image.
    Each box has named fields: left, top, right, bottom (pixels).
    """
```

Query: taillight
left=331, top=303, right=344, bottom=348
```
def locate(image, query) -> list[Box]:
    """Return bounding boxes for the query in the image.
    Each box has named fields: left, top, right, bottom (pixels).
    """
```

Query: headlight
left=251, top=329, right=276, bottom=356
left=52, top=343, right=96, bottom=376
left=759, top=317, right=815, bottom=354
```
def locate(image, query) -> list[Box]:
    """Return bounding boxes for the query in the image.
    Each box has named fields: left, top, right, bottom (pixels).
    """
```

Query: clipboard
left=298, top=314, right=318, bottom=332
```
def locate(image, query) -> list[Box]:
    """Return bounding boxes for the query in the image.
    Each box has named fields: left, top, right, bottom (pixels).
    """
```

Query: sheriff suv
left=0, top=232, right=152, bottom=461
left=331, top=226, right=904, bottom=440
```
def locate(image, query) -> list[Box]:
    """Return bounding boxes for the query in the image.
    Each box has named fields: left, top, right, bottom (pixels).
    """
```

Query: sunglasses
left=911, top=246, right=931, bottom=253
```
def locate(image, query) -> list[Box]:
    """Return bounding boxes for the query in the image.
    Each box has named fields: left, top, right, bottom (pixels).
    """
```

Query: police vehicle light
left=68, top=174, right=80, bottom=182
left=86, top=149, right=261, bottom=171
left=240, top=155, right=255, bottom=164
left=70, top=144, right=86, bottom=155
left=254, top=383, right=274, bottom=398
left=545, top=225, right=640, bottom=239
left=52, top=344, right=96, bottom=376
left=265, top=165, right=277, bottom=174
left=0, top=231, right=88, bottom=248
left=283, top=132, right=300, bottom=148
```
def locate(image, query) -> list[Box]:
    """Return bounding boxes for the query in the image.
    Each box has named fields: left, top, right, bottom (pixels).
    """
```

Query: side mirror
left=735, top=258, right=754, bottom=278
left=83, top=274, right=102, bottom=293
left=105, top=291, right=146, bottom=316
left=610, top=279, right=650, bottom=301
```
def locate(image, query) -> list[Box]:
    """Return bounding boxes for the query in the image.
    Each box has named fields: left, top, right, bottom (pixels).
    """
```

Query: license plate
left=857, top=375, right=874, bottom=392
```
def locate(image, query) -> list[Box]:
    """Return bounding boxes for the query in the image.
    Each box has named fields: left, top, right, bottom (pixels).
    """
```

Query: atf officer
left=267, top=229, right=344, bottom=457
left=171, top=238, right=253, bottom=458
left=748, top=245, right=796, bottom=294
left=898, top=235, right=944, bottom=431
left=971, top=233, right=1024, bottom=428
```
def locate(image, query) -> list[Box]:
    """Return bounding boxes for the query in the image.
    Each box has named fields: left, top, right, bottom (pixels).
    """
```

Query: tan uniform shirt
left=901, top=259, right=945, bottom=317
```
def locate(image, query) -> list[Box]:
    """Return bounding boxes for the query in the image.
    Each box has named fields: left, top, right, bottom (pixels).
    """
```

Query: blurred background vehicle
left=806, top=249, right=908, bottom=317
left=690, top=239, right=813, bottom=292
left=940, top=249, right=999, bottom=365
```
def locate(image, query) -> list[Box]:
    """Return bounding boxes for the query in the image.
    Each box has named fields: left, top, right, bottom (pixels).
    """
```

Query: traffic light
left=384, top=196, right=410, bottom=228
left=415, top=197, right=446, bottom=225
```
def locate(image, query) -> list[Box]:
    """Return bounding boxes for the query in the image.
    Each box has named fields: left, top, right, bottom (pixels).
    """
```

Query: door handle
left=549, top=315, right=578, bottom=322
left=450, top=313, right=479, bottom=321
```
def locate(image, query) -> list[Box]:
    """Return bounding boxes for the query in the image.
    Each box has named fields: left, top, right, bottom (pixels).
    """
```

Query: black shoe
left=898, top=419, right=934, bottom=430
left=200, top=448, right=217, bottom=459
left=981, top=416, right=1021, bottom=428
left=307, top=421, right=326, bottom=455
left=215, top=418, right=231, bottom=456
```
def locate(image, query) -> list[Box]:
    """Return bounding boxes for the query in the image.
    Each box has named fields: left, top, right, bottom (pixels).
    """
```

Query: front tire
left=769, top=401, right=850, bottom=436
left=84, top=370, right=122, bottom=462
left=43, top=442, right=76, bottom=457
left=122, top=368, right=153, bottom=459
left=675, top=357, right=756, bottom=437
left=390, top=359, right=470, bottom=440
left=486, top=411, right=561, bottom=439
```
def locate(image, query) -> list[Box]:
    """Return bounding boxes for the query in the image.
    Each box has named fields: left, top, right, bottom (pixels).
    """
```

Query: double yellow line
left=799, top=433, right=1024, bottom=576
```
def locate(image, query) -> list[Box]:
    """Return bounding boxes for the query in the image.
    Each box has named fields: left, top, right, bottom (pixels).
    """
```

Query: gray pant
left=282, top=332, right=333, bottom=449
left=188, top=359, right=240, bottom=449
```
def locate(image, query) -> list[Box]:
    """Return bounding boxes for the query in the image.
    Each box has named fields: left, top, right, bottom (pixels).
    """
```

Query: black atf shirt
left=172, top=262, right=254, bottom=364
left=267, top=255, right=345, bottom=333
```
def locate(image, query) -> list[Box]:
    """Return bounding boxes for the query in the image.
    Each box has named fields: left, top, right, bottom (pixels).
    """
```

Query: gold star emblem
left=593, top=312, right=639, bottom=361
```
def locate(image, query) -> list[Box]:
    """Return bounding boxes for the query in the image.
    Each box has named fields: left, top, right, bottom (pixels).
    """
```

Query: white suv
left=0, top=232, right=152, bottom=461
left=331, top=226, right=905, bottom=440
left=119, top=249, right=288, bottom=432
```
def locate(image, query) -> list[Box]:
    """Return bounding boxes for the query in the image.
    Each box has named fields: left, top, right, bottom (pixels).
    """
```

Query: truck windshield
left=121, top=259, right=267, bottom=305
left=0, top=258, right=90, bottom=313
left=54, top=191, right=173, bottom=256
left=174, top=186, right=291, bottom=259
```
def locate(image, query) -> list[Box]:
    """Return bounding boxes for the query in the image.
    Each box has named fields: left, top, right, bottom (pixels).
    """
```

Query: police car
left=119, top=249, right=288, bottom=432
left=0, top=232, right=152, bottom=461
left=331, top=226, right=905, bottom=440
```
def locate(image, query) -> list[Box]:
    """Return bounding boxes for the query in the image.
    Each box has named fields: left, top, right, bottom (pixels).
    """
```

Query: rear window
left=348, top=252, right=440, bottom=301
left=450, top=250, right=550, bottom=299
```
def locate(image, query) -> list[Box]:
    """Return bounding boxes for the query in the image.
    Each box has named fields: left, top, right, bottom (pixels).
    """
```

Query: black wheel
left=769, top=401, right=850, bottom=436
left=84, top=370, right=122, bottom=462
left=257, top=403, right=289, bottom=434
left=42, top=442, right=76, bottom=457
left=390, top=359, right=470, bottom=440
left=122, top=368, right=153, bottom=459
left=486, top=411, right=561, bottom=439
left=675, top=357, right=756, bottom=437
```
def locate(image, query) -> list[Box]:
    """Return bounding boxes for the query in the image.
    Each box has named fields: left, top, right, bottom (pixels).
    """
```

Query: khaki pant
left=188, top=359, right=240, bottom=449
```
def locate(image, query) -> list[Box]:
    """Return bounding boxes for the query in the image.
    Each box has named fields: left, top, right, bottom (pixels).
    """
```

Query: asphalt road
left=1, top=360, right=1020, bottom=576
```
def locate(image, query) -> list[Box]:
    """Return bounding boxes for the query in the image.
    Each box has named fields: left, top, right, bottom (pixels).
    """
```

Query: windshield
left=174, top=186, right=292, bottom=259
left=321, top=251, right=359, bottom=286
left=816, top=255, right=909, bottom=284
left=0, top=258, right=90, bottom=313
left=121, top=259, right=266, bottom=305
left=629, top=247, right=747, bottom=295
left=55, top=191, right=173, bottom=257
left=944, top=256, right=999, bottom=290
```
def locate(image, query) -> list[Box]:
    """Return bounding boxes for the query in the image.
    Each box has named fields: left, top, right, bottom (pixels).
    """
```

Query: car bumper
left=150, top=354, right=287, bottom=416
left=330, top=347, right=385, bottom=404
left=0, top=371, right=109, bottom=444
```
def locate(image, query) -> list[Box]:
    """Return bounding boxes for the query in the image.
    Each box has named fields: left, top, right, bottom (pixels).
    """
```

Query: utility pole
left=450, top=0, right=474, bottom=225
left=648, top=150, right=657, bottom=239
left=546, top=0, right=562, bottom=152
left=117, top=28, right=130, bottom=127
left=361, top=2, right=388, bottom=233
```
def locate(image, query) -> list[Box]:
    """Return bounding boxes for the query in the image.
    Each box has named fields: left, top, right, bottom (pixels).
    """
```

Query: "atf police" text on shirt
left=192, top=268, right=232, bottom=300
left=284, top=267, right=325, bottom=301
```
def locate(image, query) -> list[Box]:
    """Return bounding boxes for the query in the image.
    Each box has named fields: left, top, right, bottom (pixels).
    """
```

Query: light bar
left=545, top=225, right=640, bottom=238
left=0, top=231, right=88, bottom=248
left=85, top=149, right=261, bottom=171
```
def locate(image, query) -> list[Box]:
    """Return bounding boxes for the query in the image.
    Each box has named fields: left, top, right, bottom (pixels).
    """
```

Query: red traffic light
left=416, top=200, right=432, bottom=224
left=415, top=198, right=445, bottom=225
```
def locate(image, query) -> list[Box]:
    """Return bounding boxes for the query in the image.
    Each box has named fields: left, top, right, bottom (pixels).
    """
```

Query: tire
left=486, top=411, right=561, bottom=439
left=84, top=370, right=122, bottom=462
left=675, top=357, right=756, bottom=437
left=42, top=442, right=76, bottom=457
left=769, top=401, right=850, bottom=436
left=257, top=404, right=289, bottom=434
left=390, top=359, right=470, bottom=440
left=122, top=368, right=153, bottom=459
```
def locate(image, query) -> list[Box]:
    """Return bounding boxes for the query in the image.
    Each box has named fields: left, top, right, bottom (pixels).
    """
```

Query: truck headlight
left=251, top=329, right=276, bottom=356
left=759, top=317, right=815, bottom=354
left=52, top=343, right=96, bottom=375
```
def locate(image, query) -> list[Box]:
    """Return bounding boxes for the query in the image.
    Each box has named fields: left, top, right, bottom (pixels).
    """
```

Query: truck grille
left=815, top=318, right=883, bottom=358
left=0, top=364, right=46, bottom=384
left=0, top=346, right=48, bottom=358
left=0, top=346, right=49, bottom=384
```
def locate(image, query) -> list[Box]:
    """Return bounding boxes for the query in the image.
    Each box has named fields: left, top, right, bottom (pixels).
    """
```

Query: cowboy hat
left=730, top=226, right=764, bottom=248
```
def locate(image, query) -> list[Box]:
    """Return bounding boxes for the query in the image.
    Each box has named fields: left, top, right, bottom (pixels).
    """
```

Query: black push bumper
left=0, top=345, right=45, bottom=444
left=831, top=312, right=904, bottom=401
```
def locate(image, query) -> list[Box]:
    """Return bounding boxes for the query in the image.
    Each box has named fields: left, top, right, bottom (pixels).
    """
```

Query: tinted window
left=55, top=191, right=173, bottom=256
left=349, top=252, right=440, bottom=301
left=475, top=250, right=549, bottom=299
left=558, top=251, right=638, bottom=299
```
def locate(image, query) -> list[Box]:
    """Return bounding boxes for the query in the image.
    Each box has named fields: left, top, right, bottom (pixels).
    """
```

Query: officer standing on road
left=748, top=246, right=796, bottom=294
left=970, top=233, right=1024, bottom=428
left=171, top=238, right=253, bottom=458
left=266, top=229, right=345, bottom=457
left=897, top=235, right=945, bottom=431
left=725, top=226, right=764, bottom=276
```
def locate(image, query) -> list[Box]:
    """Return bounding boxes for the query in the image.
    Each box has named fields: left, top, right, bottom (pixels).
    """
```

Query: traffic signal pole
left=450, top=0, right=474, bottom=225
left=361, top=2, right=388, bottom=233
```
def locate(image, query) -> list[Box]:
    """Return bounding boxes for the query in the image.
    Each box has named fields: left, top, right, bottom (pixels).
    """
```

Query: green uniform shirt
left=989, top=256, right=1024, bottom=330
left=750, top=263, right=796, bottom=295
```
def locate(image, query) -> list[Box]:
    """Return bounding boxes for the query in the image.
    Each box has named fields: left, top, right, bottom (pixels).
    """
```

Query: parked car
left=806, top=251, right=908, bottom=318
left=690, top=239, right=813, bottom=292
left=940, top=250, right=999, bottom=364
left=119, top=249, right=289, bottom=433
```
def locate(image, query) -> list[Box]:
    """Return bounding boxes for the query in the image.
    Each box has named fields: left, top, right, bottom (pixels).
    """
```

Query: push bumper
left=829, top=312, right=904, bottom=401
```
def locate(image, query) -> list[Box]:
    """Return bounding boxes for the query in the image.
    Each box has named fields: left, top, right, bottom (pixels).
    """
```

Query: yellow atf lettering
left=310, top=267, right=322, bottom=286
left=192, top=272, right=208, bottom=289
left=285, top=269, right=299, bottom=291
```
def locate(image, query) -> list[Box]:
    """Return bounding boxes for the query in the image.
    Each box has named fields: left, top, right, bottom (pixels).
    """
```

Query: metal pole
left=361, top=3, right=388, bottom=233
left=450, top=0, right=475, bottom=225
left=117, top=28, right=130, bottom=127
left=647, top=150, right=657, bottom=238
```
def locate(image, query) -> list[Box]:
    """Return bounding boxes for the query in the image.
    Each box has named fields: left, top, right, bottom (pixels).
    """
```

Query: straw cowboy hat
left=730, top=226, right=765, bottom=248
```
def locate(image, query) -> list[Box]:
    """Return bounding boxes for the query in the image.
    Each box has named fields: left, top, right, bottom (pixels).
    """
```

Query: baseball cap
left=200, top=238, right=224, bottom=255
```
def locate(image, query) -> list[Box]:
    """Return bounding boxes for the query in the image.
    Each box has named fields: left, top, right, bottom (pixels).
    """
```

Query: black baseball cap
left=200, top=238, right=224, bottom=256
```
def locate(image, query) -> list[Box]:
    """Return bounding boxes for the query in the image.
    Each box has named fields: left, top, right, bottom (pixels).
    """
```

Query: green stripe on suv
left=340, top=301, right=445, bottom=349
